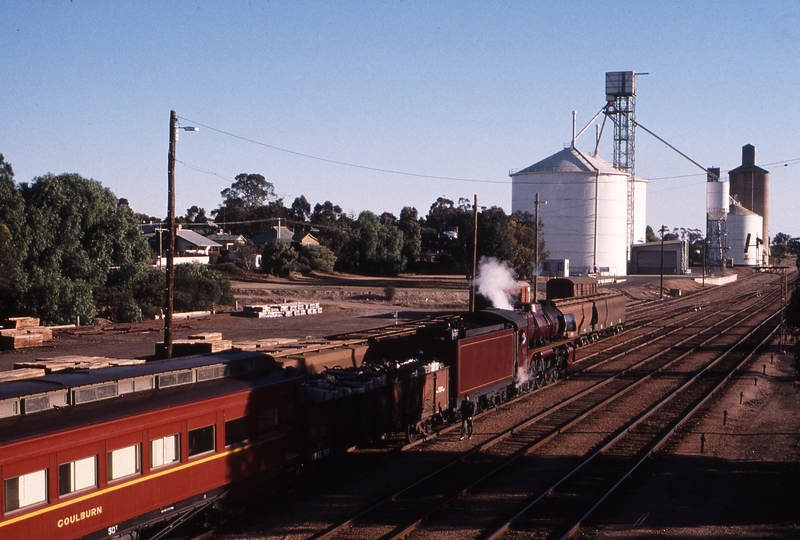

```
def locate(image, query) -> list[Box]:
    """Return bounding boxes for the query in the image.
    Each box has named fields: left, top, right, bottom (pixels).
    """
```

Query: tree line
left=150, top=173, right=546, bottom=281
left=0, top=159, right=543, bottom=325
left=0, top=155, right=231, bottom=325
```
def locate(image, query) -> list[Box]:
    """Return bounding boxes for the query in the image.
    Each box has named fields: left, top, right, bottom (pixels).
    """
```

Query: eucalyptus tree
left=13, top=173, right=150, bottom=324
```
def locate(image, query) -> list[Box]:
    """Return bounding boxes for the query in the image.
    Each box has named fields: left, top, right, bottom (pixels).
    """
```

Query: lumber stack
left=0, top=332, right=43, bottom=350
left=241, top=302, right=322, bottom=319
left=0, top=317, right=56, bottom=350
left=0, top=368, right=47, bottom=383
left=155, top=332, right=233, bottom=358
left=233, top=337, right=299, bottom=351
left=172, top=311, right=212, bottom=320
left=12, top=355, right=146, bottom=374
left=2, top=316, right=40, bottom=329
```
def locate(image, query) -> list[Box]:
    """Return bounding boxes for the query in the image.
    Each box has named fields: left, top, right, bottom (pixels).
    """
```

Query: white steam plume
left=474, top=257, right=517, bottom=310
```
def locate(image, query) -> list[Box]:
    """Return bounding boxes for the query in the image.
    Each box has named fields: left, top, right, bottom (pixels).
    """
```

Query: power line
left=178, top=116, right=800, bottom=188
left=647, top=157, right=800, bottom=181
left=179, top=116, right=507, bottom=185
left=176, top=159, right=234, bottom=183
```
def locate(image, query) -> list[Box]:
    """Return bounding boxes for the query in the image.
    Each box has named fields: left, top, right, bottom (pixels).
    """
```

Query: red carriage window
left=188, top=425, right=215, bottom=457
left=107, top=444, right=141, bottom=481
left=151, top=434, right=180, bottom=468
left=58, top=456, right=96, bottom=496
left=225, top=417, right=248, bottom=447
left=4, top=469, right=47, bottom=512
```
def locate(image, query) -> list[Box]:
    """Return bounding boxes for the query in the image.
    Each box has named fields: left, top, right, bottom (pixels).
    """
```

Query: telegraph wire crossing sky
left=2, top=1, right=800, bottom=236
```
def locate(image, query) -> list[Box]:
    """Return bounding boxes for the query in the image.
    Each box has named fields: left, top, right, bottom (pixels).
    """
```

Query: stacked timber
left=155, top=332, right=233, bottom=358
left=0, top=317, right=56, bottom=350
left=0, top=332, right=43, bottom=350
left=2, top=317, right=40, bottom=329
left=0, top=368, right=47, bottom=383
left=12, top=355, right=146, bottom=374
left=171, top=311, right=212, bottom=320
left=241, top=302, right=322, bottom=318
left=233, top=337, right=299, bottom=351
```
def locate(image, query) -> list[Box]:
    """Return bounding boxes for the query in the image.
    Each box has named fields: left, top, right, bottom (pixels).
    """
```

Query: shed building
left=629, top=240, right=688, bottom=275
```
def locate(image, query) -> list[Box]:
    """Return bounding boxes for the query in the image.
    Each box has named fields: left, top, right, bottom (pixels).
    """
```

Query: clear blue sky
left=3, top=1, right=800, bottom=237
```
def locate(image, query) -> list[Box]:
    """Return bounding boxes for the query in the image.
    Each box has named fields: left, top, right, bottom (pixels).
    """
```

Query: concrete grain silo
left=728, top=144, right=769, bottom=262
left=705, top=167, right=729, bottom=268
left=510, top=147, right=646, bottom=276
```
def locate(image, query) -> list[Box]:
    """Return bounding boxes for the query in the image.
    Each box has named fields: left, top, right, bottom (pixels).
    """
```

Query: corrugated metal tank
left=727, top=202, right=764, bottom=266
left=510, top=147, right=639, bottom=276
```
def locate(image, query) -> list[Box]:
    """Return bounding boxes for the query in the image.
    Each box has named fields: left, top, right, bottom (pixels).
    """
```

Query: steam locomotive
left=0, top=277, right=623, bottom=539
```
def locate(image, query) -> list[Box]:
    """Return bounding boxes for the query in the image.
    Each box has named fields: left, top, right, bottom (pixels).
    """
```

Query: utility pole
left=163, top=111, right=199, bottom=358
left=702, top=239, right=706, bottom=288
left=470, top=194, right=478, bottom=312
left=659, top=225, right=668, bottom=299
left=164, top=110, right=177, bottom=359
left=533, top=193, right=546, bottom=302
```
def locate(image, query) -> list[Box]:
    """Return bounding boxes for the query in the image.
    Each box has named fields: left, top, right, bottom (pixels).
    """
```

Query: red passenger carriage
left=0, top=353, right=302, bottom=539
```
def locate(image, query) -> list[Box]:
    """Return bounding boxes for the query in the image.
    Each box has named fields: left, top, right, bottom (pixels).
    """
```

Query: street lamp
left=165, top=110, right=199, bottom=359
left=659, top=225, right=668, bottom=299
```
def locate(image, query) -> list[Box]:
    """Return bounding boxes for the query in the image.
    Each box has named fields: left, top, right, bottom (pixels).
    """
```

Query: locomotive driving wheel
left=534, top=358, right=546, bottom=388
left=421, top=419, right=431, bottom=435
left=545, top=366, right=557, bottom=384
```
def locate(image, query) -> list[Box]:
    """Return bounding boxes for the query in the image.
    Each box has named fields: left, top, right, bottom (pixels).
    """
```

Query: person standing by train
left=460, top=395, right=475, bottom=440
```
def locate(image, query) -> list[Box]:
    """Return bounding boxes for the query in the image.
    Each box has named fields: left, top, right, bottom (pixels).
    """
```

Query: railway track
left=297, top=273, right=787, bottom=540
left=487, top=310, right=781, bottom=540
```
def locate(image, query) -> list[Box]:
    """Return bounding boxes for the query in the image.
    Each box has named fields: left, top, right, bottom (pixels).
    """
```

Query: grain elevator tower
left=603, top=71, right=638, bottom=261
left=728, top=144, right=769, bottom=264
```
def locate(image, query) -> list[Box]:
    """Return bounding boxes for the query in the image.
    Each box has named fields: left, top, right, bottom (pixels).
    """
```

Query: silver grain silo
left=510, top=147, right=646, bottom=276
